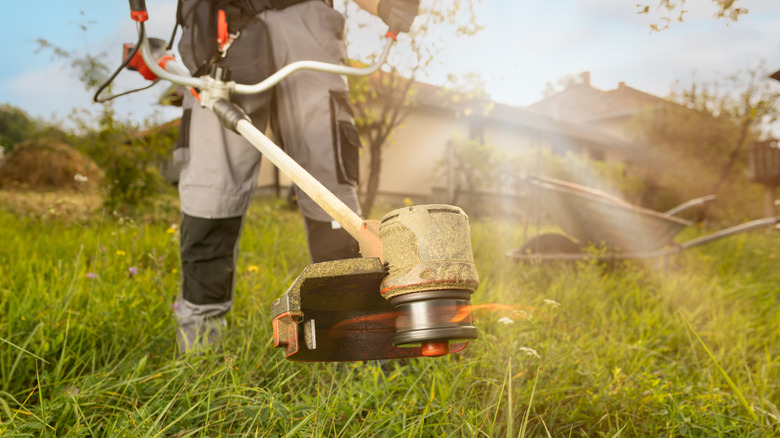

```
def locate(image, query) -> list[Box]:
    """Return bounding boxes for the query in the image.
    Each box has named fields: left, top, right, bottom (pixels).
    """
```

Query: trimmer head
left=271, top=258, right=469, bottom=361
left=379, top=205, right=480, bottom=356
left=271, top=204, right=479, bottom=362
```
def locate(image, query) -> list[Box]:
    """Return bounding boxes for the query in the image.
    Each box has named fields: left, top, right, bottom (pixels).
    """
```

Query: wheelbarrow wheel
left=516, top=233, right=583, bottom=256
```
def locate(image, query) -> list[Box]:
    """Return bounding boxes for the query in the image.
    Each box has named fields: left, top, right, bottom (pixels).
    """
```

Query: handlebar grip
left=129, top=0, right=148, bottom=22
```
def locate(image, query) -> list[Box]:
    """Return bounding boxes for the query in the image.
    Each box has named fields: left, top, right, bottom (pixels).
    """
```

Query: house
left=157, top=73, right=656, bottom=214
left=256, top=73, right=647, bottom=211
left=148, top=69, right=771, bottom=220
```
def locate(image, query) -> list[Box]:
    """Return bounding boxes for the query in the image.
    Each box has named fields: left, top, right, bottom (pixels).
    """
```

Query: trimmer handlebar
left=130, top=4, right=394, bottom=245
left=129, top=0, right=148, bottom=22
left=135, top=26, right=394, bottom=97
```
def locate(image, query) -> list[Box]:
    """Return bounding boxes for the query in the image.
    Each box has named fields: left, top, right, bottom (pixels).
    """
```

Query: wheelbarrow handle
left=678, top=216, right=780, bottom=251
left=664, top=194, right=717, bottom=217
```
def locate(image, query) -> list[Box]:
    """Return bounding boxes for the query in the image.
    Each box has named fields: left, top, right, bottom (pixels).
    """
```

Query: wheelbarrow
left=507, top=176, right=779, bottom=262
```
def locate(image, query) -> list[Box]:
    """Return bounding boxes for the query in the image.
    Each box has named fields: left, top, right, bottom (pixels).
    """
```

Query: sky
left=1, top=0, right=779, bottom=129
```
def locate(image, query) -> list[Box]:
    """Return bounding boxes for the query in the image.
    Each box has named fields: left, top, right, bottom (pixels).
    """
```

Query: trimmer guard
left=271, top=258, right=467, bottom=361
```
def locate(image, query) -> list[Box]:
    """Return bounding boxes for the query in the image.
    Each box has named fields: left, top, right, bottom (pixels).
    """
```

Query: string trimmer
left=112, top=0, right=480, bottom=361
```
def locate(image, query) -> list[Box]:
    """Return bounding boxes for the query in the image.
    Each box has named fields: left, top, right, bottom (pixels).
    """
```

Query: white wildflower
left=519, top=347, right=541, bottom=359
left=64, top=385, right=80, bottom=397
left=497, top=317, right=514, bottom=325
left=74, top=173, right=88, bottom=183
left=543, top=299, right=561, bottom=308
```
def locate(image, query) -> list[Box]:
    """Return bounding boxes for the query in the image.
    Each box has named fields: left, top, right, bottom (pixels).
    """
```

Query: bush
left=73, top=107, right=175, bottom=215
left=440, top=139, right=646, bottom=218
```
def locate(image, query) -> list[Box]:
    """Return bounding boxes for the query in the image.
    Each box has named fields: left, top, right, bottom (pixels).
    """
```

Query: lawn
left=0, top=193, right=778, bottom=437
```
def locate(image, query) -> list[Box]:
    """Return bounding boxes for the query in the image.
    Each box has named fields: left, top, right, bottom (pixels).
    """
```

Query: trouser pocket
left=329, top=89, right=361, bottom=186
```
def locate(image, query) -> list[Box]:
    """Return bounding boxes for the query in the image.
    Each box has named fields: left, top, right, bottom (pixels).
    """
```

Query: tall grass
left=0, top=196, right=778, bottom=436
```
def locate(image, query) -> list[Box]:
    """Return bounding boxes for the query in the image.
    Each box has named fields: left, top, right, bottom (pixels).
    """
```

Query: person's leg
left=175, top=92, right=265, bottom=353
left=262, top=1, right=362, bottom=263
left=303, top=217, right=360, bottom=263
left=174, top=11, right=274, bottom=353
left=176, top=213, right=243, bottom=353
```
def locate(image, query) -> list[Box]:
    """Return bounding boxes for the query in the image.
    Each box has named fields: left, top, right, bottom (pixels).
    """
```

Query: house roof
left=526, top=77, right=669, bottom=123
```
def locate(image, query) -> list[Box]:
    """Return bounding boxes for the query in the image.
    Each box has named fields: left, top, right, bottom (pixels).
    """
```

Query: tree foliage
left=0, top=105, right=41, bottom=154
left=436, top=136, right=646, bottom=218
left=630, top=66, right=779, bottom=221
left=67, top=104, right=171, bottom=214
left=0, top=104, right=71, bottom=157
left=440, top=135, right=499, bottom=206
left=342, top=0, right=483, bottom=216
left=637, top=0, right=748, bottom=31
left=542, top=73, right=586, bottom=99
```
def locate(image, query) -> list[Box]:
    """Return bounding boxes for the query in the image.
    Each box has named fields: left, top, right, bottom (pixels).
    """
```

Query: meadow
left=0, top=193, right=778, bottom=437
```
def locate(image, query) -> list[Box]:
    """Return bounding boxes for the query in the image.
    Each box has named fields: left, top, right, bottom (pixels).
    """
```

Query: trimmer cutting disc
left=390, top=290, right=478, bottom=355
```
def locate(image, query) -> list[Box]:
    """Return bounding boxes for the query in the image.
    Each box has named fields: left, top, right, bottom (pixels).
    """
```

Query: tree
left=442, top=135, right=499, bottom=205
left=0, top=104, right=71, bottom=158
left=0, top=104, right=41, bottom=154
left=685, top=71, right=779, bottom=196
left=631, top=65, right=779, bottom=221
left=341, top=0, right=483, bottom=216
left=637, top=0, right=748, bottom=31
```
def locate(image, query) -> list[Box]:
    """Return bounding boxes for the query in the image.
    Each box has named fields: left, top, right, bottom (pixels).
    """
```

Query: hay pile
left=0, top=139, right=103, bottom=192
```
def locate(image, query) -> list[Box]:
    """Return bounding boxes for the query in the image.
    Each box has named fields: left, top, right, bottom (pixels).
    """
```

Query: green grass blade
left=519, top=367, right=540, bottom=438
left=679, top=311, right=759, bottom=423
left=1, top=329, right=49, bottom=365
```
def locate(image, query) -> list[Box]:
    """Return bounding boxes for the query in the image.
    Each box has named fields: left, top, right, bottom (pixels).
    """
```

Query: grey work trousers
left=175, top=1, right=362, bottom=333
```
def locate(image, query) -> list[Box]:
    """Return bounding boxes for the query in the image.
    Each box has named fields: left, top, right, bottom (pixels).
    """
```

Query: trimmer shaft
left=379, top=205, right=480, bottom=356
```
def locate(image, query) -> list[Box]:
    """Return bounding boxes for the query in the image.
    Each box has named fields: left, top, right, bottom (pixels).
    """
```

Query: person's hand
left=377, top=0, right=420, bottom=33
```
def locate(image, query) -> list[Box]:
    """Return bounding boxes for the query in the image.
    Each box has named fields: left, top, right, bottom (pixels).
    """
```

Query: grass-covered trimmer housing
left=271, top=204, right=479, bottom=361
